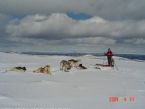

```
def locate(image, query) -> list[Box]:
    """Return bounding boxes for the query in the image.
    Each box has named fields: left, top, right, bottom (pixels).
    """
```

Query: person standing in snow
left=104, top=48, right=113, bottom=66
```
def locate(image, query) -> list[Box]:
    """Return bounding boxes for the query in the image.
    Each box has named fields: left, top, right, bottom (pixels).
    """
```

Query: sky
left=0, top=0, right=145, bottom=54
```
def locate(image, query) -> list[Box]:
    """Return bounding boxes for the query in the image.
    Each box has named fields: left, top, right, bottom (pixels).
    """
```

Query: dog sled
left=95, top=64, right=114, bottom=70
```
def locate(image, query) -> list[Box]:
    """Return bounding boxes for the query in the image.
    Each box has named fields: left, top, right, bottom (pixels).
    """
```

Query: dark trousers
left=107, top=57, right=112, bottom=66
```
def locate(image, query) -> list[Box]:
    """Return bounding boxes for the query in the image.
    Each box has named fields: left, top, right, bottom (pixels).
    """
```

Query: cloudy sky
left=0, top=0, right=145, bottom=54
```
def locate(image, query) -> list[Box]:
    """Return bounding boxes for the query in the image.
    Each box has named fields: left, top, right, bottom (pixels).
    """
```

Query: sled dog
left=60, top=60, right=72, bottom=72
left=33, top=65, right=51, bottom=74
left=68, top=59, right=80, bottom=68
left=7, top=66, right=27, bottom=72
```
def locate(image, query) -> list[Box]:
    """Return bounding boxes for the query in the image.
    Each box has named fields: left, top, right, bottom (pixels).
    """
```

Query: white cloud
left=124, top=38, right=145, bottom=45
left=135, top=39, right=145, bottom=44
left=63, top=37, right=116, bottom=45
left=6, top=13, right=145, bottom=41
left=0, top=0, right=145, bottom=53
left=0, top=0, right=145, bottom=20
left=6, top=14, right=75, bottom=39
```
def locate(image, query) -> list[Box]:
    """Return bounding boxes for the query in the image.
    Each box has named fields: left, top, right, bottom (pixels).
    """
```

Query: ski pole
left=114, top=62, right=119, bottom=71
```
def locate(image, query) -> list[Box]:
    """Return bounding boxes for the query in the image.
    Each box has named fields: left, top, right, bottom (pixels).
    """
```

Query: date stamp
left=109, top=96, right=135, bottom=103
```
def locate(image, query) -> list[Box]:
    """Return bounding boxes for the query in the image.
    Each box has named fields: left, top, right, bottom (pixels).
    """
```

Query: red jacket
left=105, top=51, right=113, bottom=58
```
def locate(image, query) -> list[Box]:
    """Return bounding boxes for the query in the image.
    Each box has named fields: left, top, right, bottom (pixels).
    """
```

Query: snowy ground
left=0, top=52, right=145, bottom=109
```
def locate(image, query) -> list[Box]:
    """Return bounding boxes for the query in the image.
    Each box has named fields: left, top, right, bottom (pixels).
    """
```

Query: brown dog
left=33, top=65, right=51, bottom=74
left=68, top=59, right=80, bottom=69
left=60, top=60, right=72, bottom=72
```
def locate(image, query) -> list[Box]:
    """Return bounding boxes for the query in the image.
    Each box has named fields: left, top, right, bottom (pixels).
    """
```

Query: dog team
left=6, top=59, right=87, bottom=75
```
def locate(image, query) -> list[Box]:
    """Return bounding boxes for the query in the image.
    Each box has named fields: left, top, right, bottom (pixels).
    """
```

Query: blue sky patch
left=67, top=12, right=92, bottom=20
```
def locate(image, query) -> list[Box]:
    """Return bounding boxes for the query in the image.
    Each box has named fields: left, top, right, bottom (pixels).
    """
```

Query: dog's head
left=22, top=67, right=26, bottom=71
